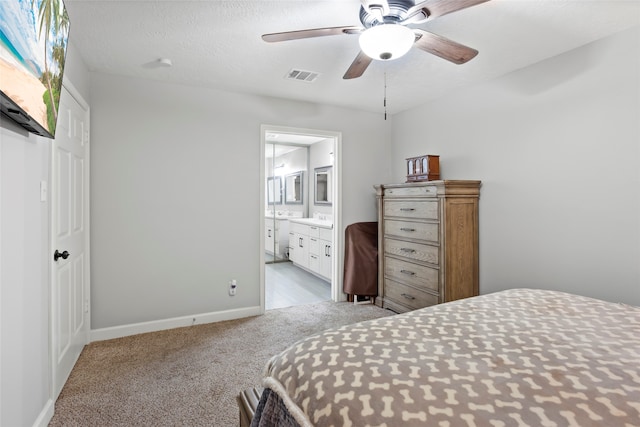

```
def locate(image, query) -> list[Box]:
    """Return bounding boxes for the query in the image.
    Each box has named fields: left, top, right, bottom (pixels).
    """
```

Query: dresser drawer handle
left=400, top=269, right=415, bottom=276
left=401, top=293, right=416, bottom=300
left=400, top=208, right=415, bottom=211
left=400, top=227, right=416, bottom=232
left=400, top=248, right=416, bottom=253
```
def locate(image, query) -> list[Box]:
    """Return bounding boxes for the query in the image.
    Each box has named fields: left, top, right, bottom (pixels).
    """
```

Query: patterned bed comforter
left=254, top=289, right=640, bottom=427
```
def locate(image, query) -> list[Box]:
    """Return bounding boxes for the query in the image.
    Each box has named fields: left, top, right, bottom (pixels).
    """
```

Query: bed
left=250, top=289, right=640, bottom=426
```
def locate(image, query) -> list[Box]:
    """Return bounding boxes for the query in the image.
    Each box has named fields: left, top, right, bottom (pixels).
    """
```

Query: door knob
left=54, top=250, right=70, bottom=261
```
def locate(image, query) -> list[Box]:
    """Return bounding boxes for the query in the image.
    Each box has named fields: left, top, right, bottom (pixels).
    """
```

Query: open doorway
left=260, top=125, right=342, bottom=311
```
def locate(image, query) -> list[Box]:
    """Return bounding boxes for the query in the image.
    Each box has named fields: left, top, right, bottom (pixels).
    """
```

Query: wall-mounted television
left=0, top=0, right=70, bottom=139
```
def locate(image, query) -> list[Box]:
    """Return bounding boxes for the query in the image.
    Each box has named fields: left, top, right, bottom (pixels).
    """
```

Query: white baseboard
left=90, top=306, right=263, bottom=342
left=32, top=398, right=54, bottom=427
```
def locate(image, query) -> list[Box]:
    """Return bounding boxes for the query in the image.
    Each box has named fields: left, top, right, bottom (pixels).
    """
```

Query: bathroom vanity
left=288, top=218, right=333, bottom=282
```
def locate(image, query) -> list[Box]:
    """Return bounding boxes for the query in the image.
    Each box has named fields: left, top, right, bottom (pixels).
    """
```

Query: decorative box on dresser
left=374, top=180, right=481, bottom=313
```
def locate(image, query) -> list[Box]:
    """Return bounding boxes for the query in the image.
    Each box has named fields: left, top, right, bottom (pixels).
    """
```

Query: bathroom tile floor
left=265, top=261, right=331, bottom=310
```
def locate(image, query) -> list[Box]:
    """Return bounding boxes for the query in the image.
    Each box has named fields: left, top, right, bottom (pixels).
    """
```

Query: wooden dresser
left=374, top=180, right=481, bottom=313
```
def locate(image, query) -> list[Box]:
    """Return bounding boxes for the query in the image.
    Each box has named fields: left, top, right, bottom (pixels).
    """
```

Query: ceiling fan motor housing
left=359, top=0, right=427, bottom=28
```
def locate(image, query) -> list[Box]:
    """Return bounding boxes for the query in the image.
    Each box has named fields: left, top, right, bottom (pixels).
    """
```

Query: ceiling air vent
left=285, top=69, right=320, bottom=83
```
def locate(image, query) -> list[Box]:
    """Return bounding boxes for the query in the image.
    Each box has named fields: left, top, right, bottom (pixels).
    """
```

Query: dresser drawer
left=385, top=220, right=439, bottom=243
left=384, top=238, right=439, bottom=265
left=385, top=279, right=439, bottom=310
left=384, top=200, right=439, bottom=220
left=384, top=257, right=439, bottom=292
left=384, top=185, right=438, bottom=198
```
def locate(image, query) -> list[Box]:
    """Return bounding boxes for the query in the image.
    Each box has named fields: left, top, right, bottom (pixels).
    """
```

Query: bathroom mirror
left=267, top=176, right=282, bottom=205
left=314, top=166, right=332, bottom=206
left=285, top=171, right=303, bottom=204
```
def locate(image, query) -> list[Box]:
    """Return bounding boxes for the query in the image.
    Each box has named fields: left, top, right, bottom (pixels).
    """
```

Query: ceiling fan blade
left=400, top=2, right=430, bottom=25
left=413, top=29, right=478, bottom=64
left=420, top=0, right=490, bottom=20
left=262, top=26, right=362, bottom=43
left=343, top=51, right=373, bottom=80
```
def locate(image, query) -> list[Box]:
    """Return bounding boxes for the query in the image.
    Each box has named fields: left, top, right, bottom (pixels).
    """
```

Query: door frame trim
left=260, top=125, right=344, bottom=312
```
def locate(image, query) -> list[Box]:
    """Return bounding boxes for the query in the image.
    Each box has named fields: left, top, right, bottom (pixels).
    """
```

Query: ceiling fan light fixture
left=359, top=24, right=415, bottom=61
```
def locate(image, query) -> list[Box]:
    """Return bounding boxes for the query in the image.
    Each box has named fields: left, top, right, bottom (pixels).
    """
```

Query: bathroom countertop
left=288, top=217, right=333, bottom=229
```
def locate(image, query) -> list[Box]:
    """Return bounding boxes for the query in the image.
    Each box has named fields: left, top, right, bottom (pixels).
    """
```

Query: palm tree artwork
left=31, top=0, right=69, bottom=135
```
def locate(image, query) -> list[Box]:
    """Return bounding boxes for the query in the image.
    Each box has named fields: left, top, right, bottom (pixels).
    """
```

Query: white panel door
left=51, top=87, right=90, bottom=398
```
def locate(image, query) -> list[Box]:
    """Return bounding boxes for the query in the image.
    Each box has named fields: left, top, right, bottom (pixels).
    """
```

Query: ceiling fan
left=262, top=0, right=490, bottom=79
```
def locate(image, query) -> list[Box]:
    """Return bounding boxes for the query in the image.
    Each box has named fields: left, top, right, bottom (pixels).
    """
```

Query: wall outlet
left=229, top=279, right=237, bottom=296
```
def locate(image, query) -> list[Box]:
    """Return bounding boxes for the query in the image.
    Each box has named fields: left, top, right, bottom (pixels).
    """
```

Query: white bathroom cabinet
left=289, top=219, right=332, bottom=282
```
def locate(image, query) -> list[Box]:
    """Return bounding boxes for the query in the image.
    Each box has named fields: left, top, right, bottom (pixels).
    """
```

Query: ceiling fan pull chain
left=384, top=71, right=387, bottom=121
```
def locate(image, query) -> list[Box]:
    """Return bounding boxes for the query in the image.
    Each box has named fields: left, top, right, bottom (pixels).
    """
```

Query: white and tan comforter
left=256, top=289, right=640, bottom=426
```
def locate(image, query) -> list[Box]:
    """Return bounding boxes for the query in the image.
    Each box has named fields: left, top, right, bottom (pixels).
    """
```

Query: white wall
left=89, top=73, right=391, bottom=331
left=392, top=26, right=640, bottom=305
left=0, top=40, right=89, bottom=427
left=0, top=126, right=51, bottom=427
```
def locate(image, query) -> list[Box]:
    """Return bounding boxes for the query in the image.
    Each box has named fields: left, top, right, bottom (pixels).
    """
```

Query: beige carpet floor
left=49, top=301, right=392, bottom=427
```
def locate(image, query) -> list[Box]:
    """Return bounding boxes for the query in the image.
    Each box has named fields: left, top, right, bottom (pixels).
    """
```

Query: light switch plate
left=40, top=181, right=47, bottom=202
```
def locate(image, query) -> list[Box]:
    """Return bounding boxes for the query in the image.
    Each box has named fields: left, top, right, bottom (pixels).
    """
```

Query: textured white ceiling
left=64, top=0, right=640, bottom=115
